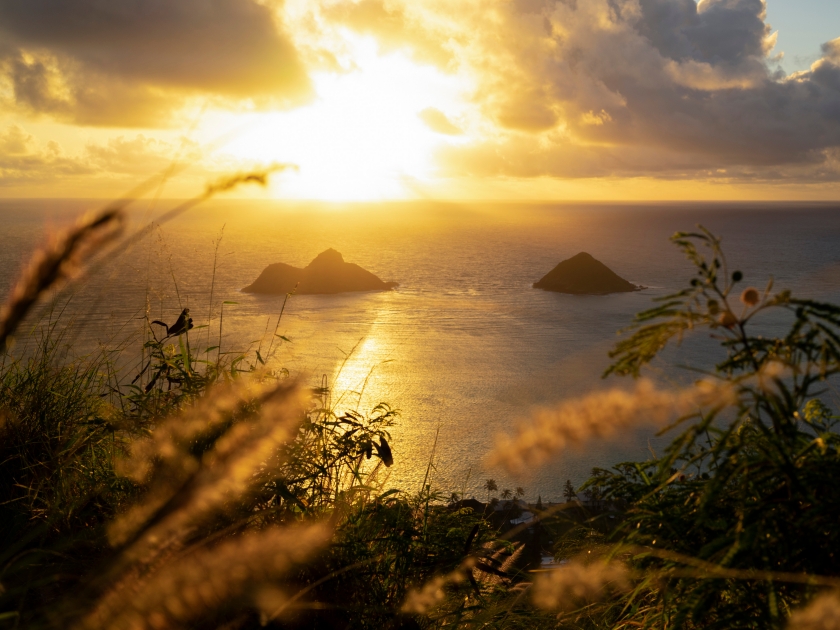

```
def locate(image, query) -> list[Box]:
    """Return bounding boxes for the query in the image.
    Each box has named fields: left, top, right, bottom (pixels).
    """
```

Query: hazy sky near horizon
left=0, top=0, right=839, bottom=201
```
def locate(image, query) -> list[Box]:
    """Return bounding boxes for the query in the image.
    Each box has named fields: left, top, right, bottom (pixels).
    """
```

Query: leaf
left=463, top=524, right=480, bottom=554
left=275, top=481, right=308, bottom=512
left=375, top=437, right=394, bottom=466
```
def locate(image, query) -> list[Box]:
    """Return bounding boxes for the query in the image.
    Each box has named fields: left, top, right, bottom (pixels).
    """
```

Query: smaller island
left=242, top=249, right=398, bottom=295
left=533, top=252, right=642, bottom=295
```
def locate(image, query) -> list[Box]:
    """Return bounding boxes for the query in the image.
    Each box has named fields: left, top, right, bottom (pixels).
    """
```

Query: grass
left=0, top=184, right=531, bottom=629
left=2, top=193, right=840, bottom=629
left=0, top=315, right=516, bottom=628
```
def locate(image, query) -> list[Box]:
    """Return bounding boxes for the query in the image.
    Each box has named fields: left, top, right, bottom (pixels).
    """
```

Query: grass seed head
left=787, top=591, right=840, bottom=630
left=489, top=379, right=734, bottom=473
left=531, top=559, right=630, bottom=611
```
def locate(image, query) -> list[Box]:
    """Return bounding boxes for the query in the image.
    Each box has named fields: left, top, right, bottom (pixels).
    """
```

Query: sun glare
left=221, top=37, right=469, bottom=201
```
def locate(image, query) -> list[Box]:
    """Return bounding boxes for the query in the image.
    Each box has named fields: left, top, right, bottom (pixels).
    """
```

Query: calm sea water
left=3, top=199, right=840, bottom=501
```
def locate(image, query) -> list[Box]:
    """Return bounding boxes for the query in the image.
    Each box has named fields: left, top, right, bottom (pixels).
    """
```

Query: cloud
left=0, top=124, right=33, bottom=154
left=322, top=0, right=455, bottom=67
left=418, top=107, right=462, bottom=135
left=0, top=0, right=310, bottom=127
left=0, top=125, right=235, bottom=193
left=83, top=135, right=203, bottom=176
left=0, top=126, right=95, bottom=187
left=328, top=0, right=840, bottom=182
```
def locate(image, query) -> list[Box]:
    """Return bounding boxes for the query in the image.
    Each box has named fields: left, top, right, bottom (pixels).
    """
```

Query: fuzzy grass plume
left=108, top=380, right=307, bottom=553
left=489, top=378, right=735, bottom=473
left=531, top=559, right=630, bottom=611
left=787, top=592, right=840, bottom=630
left=0, top=165, right=288, bottom=353
left=401, top=557, right=478, bottom=615
left=0, top=208, right=124, bottom=350
left=77, top=523, right=331, bottom=630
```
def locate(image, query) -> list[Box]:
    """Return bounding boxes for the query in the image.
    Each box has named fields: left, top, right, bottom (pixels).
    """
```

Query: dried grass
left=0, top=166, right=286, bottom=354
left=77, top=523, right=331, bottom=630
left=401, top=557, right=477, bottom=615
left=489, top=379, right=735, bottom=473
left=0, top=208, right=124, bottom=350
left=70, top=378, right=332, bottom=629
left=787, top=592, right=840, bottom=630
left=531, top=559, right=630, bottom=611
left=108, top=380, right=307, bottom=553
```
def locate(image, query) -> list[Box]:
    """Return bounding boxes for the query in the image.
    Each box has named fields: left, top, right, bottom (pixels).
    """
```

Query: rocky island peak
left=242, top=249, right=397, bottom=295
left=533, top=251, right=642, bottom=295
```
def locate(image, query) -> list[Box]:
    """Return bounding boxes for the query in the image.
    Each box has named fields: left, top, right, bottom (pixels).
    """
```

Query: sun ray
left=220, top=36, right=471, bottom=201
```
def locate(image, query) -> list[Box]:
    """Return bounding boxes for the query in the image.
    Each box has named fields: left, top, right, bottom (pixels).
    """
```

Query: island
left=533, top=252, right=642, bottom=294
left=242, top=249, right=398, bottom=295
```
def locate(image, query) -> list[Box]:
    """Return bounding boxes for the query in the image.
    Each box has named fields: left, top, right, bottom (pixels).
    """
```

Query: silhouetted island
left=242, top=249, right=398, bottom=295
left=533, top=252, right=642, bottom=294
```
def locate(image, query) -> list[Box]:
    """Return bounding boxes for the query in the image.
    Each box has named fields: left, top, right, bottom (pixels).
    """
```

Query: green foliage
left=0, top=322, right=138, bottom=629
left=125, top=307, right=265, bottom=419
left=269, top=400, right=398, bottom=515
left=588, top=227, right=840, bottom=629
left=301, top=490, right=499, bottom=629
left=10, top=223, right=840, bottom=629
left=0, top=307, right=509, bottom=630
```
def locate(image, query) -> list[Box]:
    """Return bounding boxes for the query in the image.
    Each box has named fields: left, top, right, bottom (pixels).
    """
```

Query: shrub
left=586, top=227, right=840, bottom=629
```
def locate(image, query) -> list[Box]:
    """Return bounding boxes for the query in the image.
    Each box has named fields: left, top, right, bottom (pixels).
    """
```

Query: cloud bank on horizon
left=0, top=0, right=838, bottom=196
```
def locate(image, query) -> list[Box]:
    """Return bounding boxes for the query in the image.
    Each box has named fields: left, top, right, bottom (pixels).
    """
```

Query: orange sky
left=0, top=0, right=839, bottom=201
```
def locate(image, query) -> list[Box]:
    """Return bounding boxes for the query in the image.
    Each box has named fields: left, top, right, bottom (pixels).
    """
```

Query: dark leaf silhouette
left=375, top=437, right=393, bottom=466
left=151, top=308, right=194, bottom=338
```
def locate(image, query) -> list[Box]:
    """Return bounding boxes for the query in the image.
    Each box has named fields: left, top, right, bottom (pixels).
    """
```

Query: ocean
left=3, top=199, right=840, bottom=502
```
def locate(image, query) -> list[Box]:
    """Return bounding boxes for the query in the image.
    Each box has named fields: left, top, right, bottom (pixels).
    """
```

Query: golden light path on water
left=330, top=325, right=390, bottom=413
left=322, top=293, right=438, bottom=491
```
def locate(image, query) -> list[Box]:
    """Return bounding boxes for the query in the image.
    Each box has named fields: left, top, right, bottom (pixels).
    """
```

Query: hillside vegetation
left=1, top=208, right=838, bottom=629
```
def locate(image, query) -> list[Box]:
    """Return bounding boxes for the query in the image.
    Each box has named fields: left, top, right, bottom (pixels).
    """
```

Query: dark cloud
left=638, top=0, right=773, bottom=68
left=329, top=0, right=840, bottom=181
left=0, top=0, right=310, bottom=126
left=534, top=0, right=840, bottom=168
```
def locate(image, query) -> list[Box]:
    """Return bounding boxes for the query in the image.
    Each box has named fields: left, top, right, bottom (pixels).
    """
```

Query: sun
left=219, top=36, right=469, bottom=201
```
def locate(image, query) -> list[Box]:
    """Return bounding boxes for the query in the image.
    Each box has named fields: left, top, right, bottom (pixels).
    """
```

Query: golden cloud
left=328, top=0, right=840, bottom=181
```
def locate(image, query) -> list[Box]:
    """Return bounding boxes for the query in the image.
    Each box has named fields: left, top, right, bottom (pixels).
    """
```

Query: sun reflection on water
left=330, top=331, right=390, bottom=413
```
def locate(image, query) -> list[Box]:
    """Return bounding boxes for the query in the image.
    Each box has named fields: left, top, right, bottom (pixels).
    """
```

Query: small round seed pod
left=740, top=287, right=760, bottom=307
left=718, top=311, right=738, bottom=329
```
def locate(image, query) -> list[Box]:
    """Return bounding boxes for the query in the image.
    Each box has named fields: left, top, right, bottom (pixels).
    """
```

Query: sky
left=0, top=0, right=838, bottom=201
